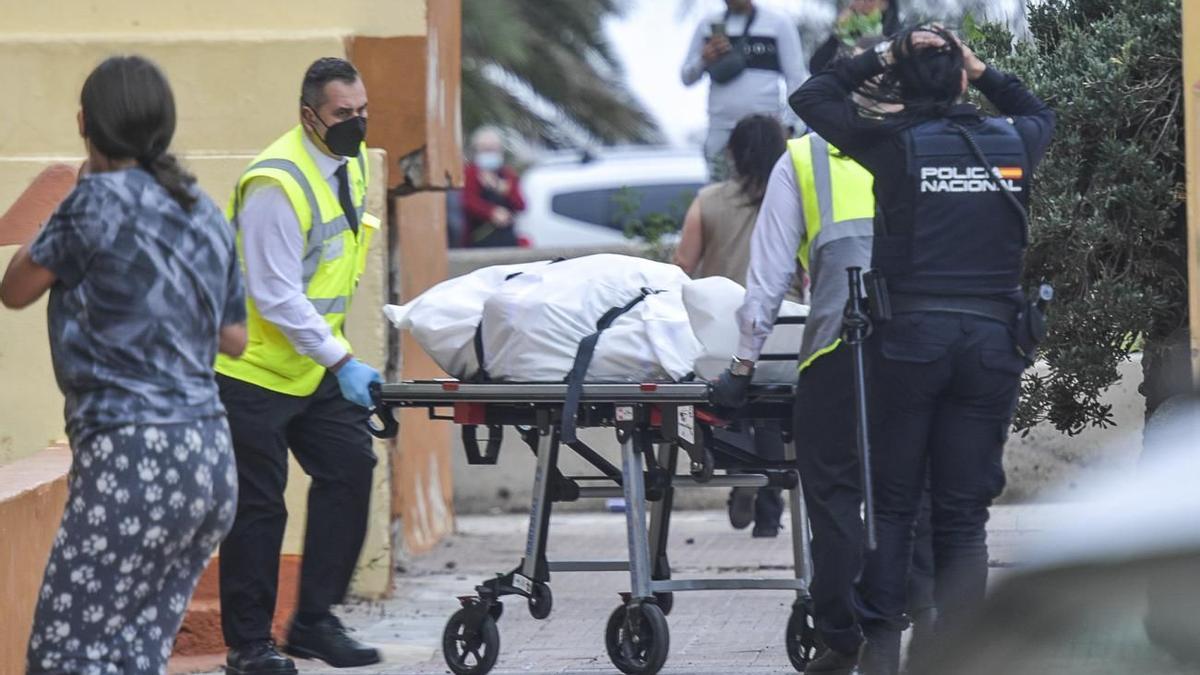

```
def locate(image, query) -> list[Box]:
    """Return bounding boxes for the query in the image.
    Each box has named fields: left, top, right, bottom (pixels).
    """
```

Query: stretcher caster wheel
left=528, top=582, right=553, bottom=620
left=605, top=602, right=670, bottom=674
left=488, top=601, right=504, bottom=621
left=654, top=591, right=674, bottom=616
left=443, top=608, right=500, bottom=675
left=689, top=448, right=715, bottom=483
left=785, top=596, right=821, bottom=672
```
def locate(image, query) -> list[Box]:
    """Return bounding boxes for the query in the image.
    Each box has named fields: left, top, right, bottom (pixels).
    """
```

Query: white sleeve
left=681, top=20, right=709, bottom=86
left=239, top=184, right=349, bottom=368
left=735, top=154, right=804, bottom=361
left=776, top=16, right=810, bottom=130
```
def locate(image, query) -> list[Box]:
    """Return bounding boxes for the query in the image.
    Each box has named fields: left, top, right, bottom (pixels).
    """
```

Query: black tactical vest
left=875, top=116, right=1030, bottom=297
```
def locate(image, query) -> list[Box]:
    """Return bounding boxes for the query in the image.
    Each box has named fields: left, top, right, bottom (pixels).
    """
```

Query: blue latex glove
left=335, top=358, right=383, bottom=408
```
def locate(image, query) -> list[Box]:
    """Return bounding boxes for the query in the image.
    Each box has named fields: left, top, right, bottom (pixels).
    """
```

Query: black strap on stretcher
left=560, top=288, right=660, bottom=443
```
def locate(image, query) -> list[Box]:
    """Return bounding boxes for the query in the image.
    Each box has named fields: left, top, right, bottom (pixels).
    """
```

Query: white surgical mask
left=475, top=151, right=504, bottom=172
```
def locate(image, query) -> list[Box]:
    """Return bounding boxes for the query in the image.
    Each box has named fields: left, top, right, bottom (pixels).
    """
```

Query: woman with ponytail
left=1, top=55, right=247, bottom=674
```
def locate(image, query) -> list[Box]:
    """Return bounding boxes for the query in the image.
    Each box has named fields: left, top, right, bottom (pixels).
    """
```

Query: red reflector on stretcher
left=454, top=402, right=487, bottom=425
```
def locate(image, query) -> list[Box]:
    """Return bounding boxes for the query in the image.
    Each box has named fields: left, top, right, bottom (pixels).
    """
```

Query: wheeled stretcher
left=369, top=372, right=822, bottom=674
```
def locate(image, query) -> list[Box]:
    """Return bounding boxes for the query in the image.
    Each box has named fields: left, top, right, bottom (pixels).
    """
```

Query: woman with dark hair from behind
left=675, top=113, right=786, bottom=285
left=674, top=113, right=790, bottom=538
left=1, top=55, right=247, bottom=674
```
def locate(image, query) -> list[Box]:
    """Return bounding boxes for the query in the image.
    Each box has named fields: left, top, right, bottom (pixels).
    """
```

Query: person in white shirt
left=216, top=58, right=383, bottom=674
left=681, top=0, right=809, bottom=180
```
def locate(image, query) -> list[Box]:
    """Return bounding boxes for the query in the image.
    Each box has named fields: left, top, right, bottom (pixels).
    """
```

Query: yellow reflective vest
left=788, top=134, right=875, bottom=372
left=216, top=126, right=379, bottom=396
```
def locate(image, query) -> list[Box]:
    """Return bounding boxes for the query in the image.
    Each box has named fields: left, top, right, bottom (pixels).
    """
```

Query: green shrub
left=969, top=0, right=1187, bottom=433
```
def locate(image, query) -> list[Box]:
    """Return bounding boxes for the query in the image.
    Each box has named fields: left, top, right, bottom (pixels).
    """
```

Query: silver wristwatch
left=729, top=357, right=755, bottom=377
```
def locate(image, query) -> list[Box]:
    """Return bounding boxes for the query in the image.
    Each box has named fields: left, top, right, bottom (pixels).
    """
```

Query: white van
left=515, top=147, right=708, bottom=248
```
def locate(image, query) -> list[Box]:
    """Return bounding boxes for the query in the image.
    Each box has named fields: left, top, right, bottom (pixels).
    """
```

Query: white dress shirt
left=735, top=153, right=804, bottom=361
left=238, top=132, right=350, bottom=368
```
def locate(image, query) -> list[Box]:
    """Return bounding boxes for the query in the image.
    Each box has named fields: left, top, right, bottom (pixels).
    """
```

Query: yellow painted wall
left=0, top=34, right=349, bottom=157
left=5, top=1, right=424, bottom=37
left=0, top=0, right=449, bottom=607
left=1184, top=3, right=1200, bottom=383
left=0, top=0, right=410, bottom=596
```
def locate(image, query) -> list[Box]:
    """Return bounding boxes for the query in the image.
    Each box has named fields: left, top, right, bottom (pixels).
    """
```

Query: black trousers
left=794, top=344, right=867, bottom=656
left=217, top=373, right=377, bottom=647
left=856, top=312, right=1022, bottom=649
left=794, top=344, right=938, bottom=656
left=752, top=421, right=785, bottom=527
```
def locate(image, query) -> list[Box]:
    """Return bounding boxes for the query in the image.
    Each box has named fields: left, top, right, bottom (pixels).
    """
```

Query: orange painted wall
left=390, top=192, right=454, bottom=553
left=0, top=446, right=70, bottom=674
left=350, top=0, right=462, bottom=191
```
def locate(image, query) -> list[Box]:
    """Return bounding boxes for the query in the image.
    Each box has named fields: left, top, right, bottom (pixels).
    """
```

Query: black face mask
left=307, top=107, right=366, bottom=157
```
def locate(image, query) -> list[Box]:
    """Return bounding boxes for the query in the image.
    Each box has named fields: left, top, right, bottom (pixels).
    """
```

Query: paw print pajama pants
left=27, top=418, right=238, bottom=675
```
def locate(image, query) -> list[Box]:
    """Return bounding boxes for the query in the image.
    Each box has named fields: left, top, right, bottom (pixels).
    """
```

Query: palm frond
left=462, top=0, right=661, bottom=147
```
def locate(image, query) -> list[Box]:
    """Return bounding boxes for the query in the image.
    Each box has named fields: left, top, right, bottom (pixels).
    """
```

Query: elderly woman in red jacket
left=463, top=126, right=526, bottom=247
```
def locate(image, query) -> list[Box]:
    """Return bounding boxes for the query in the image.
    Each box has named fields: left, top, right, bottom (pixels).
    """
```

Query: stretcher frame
left=371, top=377, right=821, bottom=674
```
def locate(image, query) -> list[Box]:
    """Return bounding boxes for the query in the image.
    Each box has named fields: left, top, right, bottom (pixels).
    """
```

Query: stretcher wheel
left=654, top=591, right=674, bottom=616
left=528, top=582, right=553, bottom=620
left=443, top=608, right=500, bottom=675
left=689, top=448, right=715, bottom=483
left=785, top=596, right=820, bottom=672
left=605, top=602, right=670, bottom=675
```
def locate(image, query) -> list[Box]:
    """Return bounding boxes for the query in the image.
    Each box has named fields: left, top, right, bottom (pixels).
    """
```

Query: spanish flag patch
left=996, top=166, right=1024, bottom=180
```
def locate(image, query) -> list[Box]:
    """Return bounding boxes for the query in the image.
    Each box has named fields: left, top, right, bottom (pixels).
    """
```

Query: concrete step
left=0, top=31, right=348, bottom=157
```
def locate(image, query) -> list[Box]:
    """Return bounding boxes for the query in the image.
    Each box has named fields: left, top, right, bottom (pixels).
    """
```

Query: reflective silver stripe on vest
left=809, top=217, right=874, bottom=252
left=245, top=158, right=354, bottom=286
left=809, top=135, right=835, bottom=231
left=807, top=136, right=872, bottom=257
left=248, top=158, right=321, bottom=224
left=309, top=296, right=348, bottom=315
left=302, top=215, right=352, bottom=284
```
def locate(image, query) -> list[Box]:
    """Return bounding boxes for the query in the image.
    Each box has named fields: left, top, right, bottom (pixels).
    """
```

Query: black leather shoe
left=804, top=646, right=860, bottom=674
left=752, top=523, right=780, bottom=538
left=284, top=614, right=382, bottom=668
left=225, top=640, right=297, bottom=675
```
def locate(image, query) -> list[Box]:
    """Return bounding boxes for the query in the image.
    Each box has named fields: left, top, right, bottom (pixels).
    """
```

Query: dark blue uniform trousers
left=855, top=312, right=1024, bottom=650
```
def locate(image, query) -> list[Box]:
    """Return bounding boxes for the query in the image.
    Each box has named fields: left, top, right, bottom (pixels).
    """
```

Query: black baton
left=844, top=267, right=877, bottom=551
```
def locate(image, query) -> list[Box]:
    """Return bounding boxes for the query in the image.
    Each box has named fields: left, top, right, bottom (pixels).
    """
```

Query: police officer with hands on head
left=790, top=25, right=1054, bottom=674
left=217, top=57, right=384, bottom=674
left=711, top=35, right=939, bottom=675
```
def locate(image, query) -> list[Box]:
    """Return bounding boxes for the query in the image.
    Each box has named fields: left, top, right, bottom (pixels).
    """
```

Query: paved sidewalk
left=193, top=504, right=1067, bottom=675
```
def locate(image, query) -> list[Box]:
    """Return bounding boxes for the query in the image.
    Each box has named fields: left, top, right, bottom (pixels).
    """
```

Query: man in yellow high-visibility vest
left=711, top=42, right=933, bottom=675
left=712, top=127, right=876, bottom=675
left=216, top=57, right=383, bottom=674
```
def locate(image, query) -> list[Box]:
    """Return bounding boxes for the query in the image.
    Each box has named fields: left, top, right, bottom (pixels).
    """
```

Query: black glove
left=710, top=368, right=752, bottom=409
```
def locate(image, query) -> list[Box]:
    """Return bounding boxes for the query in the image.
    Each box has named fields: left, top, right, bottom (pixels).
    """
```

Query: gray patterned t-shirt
left=29, top=168, right=246, bottom=439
